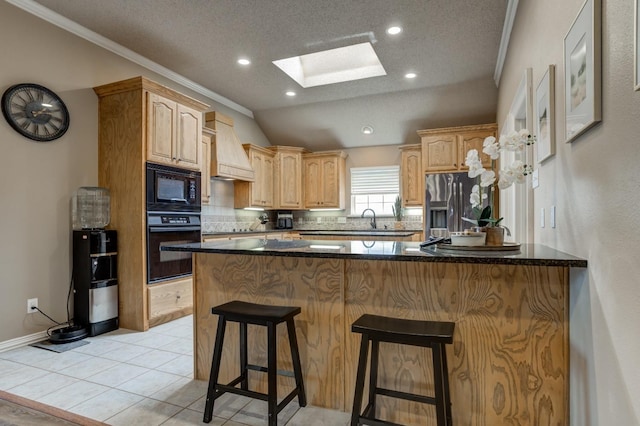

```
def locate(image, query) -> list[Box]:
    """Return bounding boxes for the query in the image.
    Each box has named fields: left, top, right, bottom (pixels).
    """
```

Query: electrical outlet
left=317, top=217, right=322, bottom=223
left=27, top=298, right=38, bottom=314
left=540, top=208, right=545, bottom=228
left=550, top=205, right=556, bottom=228
left=337, top=216, right=347, bottom=224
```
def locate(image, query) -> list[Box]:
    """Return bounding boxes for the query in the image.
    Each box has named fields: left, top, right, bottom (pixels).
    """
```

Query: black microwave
left=146, top=162, right=201, bottom=212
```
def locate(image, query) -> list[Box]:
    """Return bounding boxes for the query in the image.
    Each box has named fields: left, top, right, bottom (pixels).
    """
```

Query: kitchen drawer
left=148, top=277, right=193, bottom=327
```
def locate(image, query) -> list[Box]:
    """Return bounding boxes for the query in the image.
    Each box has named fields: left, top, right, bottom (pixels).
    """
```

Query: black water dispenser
left=73, top=230, right=119, bottom=336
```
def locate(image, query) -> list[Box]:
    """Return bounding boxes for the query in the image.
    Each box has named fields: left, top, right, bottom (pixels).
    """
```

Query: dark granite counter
left=297, top=230, right=419, bottom=237
left=163, top=239, right=587, bottom=267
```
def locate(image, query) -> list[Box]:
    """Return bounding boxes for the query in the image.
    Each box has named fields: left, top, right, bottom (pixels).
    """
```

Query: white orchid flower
left=470, top=185, right=481, bottom=207
left=479, top=170, right=496, bottom=187
left=482, top=137, right=500, bottom=159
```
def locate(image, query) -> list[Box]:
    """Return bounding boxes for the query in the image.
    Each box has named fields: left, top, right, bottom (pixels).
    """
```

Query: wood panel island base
left=169, top=240, right=586, bottom=426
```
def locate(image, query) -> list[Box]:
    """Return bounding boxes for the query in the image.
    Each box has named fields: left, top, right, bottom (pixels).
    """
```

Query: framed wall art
left=563, top=0, right=601, bottom=143
left=635, top=0, right=640, bottom=90
left=536, top=65, right=555, bottom=163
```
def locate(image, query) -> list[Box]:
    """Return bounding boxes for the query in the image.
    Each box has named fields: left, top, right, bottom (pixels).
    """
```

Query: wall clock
left=1, top=83, right=70, bottom=142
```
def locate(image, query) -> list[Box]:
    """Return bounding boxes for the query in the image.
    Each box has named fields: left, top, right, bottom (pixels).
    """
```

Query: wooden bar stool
left=350, top=314, right=455, bottom=426
left=203, top=300, right=307, bottom=425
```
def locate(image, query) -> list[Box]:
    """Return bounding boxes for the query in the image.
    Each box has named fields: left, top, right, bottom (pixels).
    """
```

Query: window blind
left=350, top=166, right=400, bottom=194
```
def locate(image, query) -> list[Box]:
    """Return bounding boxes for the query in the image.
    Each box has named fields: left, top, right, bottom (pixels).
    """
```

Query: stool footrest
left=375, top=386, right=436, bottom=405
left=247, top=363, right=296, bottom=378
left=217, top=384, right=269, bottom=402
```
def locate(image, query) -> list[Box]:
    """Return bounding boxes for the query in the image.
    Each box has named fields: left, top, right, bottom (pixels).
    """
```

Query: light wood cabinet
left=234, top=144, right=274, bottom=209
left=201, top=128, right=214, bottom=204
left=146, top=92, right=202, bottom=171
left=94, top=76, right=208, bottom=331
left=269, top=146, right=307, bottom=210
left=148, top=277, right=193, bottom=327
left=418, top=123, right=497, bottom=173
left=303, top=151, right=347, bottom=209
left=399, top=144, right=424, bottom=207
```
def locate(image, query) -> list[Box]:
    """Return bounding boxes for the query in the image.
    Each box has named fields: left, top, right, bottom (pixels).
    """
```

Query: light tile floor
left=0, top=315, right=351, bottom=425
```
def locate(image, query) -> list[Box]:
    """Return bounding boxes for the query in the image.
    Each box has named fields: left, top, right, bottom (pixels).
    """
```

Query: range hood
left=204, top=111, right=255, bottom=182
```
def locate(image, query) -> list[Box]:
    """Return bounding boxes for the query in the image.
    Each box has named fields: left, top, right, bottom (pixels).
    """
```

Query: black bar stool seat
left=203, top=300, right=306, bottom=425
left=351, top=314, right=455, bottom=426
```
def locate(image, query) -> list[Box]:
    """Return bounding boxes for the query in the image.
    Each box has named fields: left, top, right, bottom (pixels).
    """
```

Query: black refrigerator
left=424, top=172, right=482, bottom=238
left=73, top=230, right=119, bottom=336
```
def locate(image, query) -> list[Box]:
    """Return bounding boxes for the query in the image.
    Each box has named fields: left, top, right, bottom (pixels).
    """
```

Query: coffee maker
left=276, top=213, right=294, bottom=229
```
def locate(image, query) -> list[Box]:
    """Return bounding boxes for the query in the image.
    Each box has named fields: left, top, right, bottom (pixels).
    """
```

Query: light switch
left=317, top=217, right=322, bottom=224
left=532, top=169, right=539, bottom=189
left=550, top=205, right=556, bottom=228
left=540, top=207, right=545, bottom=228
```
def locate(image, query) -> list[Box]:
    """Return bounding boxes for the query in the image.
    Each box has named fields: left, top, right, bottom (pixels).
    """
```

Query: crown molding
left=5, top=0, right=254, bottom=118
left=494, top=0, right=519, bottom=87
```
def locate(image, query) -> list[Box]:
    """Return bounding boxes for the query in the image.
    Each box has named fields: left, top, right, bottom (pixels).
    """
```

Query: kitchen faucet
left=361, top=208, right=377, bottom=229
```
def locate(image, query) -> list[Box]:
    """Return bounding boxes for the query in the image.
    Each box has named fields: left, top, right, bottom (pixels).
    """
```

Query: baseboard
left=0, top=330, right=49, bottom=353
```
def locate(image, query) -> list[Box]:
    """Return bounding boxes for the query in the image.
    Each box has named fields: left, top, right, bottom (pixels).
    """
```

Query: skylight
left=272, top=42, right=386, bottom=88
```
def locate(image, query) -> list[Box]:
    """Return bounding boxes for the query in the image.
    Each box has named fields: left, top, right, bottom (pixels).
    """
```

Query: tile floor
left=0, top=315, right=351, bottom=425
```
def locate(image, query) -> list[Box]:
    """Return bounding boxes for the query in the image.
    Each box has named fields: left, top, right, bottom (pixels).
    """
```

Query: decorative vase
left=473, top=226, right=505, bottom=246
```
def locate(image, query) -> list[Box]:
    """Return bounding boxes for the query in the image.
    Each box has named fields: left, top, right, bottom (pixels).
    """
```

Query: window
left=350, top=166, right=399, bottom=216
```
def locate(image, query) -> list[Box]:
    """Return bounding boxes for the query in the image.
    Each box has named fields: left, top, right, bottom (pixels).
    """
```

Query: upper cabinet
left=399, top=144, right=423, bottom=208
left=234, top=144, right=275, bottom=209
left=417, top=123, right=497, bottom=173
left=146, top=92, right=203, bottom=171
left=269, top=146, right=307, bottom=210
left=303, top=151, right=347, bottom=209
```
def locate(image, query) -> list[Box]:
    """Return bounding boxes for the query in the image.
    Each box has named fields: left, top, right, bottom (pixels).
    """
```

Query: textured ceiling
left=33, top=0, right=508, bottom=150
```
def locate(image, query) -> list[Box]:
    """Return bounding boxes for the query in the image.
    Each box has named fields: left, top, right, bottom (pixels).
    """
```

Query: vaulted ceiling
left=29, top=0, right=511, bottom=150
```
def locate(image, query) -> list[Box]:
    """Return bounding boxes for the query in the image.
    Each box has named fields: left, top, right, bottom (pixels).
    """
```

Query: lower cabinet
left=147, top=277, right=193, bottom=327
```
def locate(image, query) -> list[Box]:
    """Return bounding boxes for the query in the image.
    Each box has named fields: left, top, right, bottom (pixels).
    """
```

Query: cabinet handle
left=176, top=295, right=181, bottom=299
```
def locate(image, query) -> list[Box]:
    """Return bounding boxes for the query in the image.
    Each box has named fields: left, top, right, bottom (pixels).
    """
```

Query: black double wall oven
left=146, top=162, right=201, bottom=283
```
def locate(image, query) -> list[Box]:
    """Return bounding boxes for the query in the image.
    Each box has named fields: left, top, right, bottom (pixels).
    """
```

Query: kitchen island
left=164, top=239, right=586, bottom=425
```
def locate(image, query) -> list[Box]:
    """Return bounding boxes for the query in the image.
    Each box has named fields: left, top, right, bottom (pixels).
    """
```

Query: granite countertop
left=163, top=239, right=587, bottom=267
left=297, top=230, right=419, bottom=237
left=202, top=229, right=421, bottom=237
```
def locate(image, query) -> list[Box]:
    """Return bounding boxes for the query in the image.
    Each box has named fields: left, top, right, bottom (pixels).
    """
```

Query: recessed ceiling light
left=285, top=91, right=296, bottom=97
left=273, top=42, right=386, bottom=88
left=387, top=26, right=402, bottom=35
left=361, top=126, right=374, bottom=135
left=237, top=58, right=251, bottom=66
left=405, top=72, right=417, bottom=79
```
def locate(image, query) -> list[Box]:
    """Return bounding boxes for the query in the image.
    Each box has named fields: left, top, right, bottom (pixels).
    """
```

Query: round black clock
left=1, top=83, right=70, bottom=142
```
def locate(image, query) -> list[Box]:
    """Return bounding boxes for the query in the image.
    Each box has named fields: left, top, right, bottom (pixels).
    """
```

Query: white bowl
left=450, top=231, right=486, bottom=246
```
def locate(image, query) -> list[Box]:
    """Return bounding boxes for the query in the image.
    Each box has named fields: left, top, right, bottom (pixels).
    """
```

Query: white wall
left=0, top=1, right=268, bottom=343
left=500, top=0, right=640, bottom=423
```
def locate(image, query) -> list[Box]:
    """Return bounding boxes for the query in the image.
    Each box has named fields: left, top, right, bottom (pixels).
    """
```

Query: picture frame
left=536, top=65, right=555, bottom=163
left=563, top=0, right=601, bottom=143
left=635, top=0, right=640, bottom=90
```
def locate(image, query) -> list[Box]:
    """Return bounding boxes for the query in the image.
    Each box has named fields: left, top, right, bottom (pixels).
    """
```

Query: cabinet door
left=303, top=157, right=322, bottom=208
left=320, top=157, right=341, bottom=208
left=401, top=148, right=424, bottom=207
left=262, top=154, right=274, bottom=207
left=459, top=130, right=494, bottom=169
left=422, top=135, right=458, bottom=172
left=175, top=104, right=201, bottom=170
left=250, top=151, right=264, bottom=205
left=278, top=152, right=302, bottom=209
left=146, top=93, right=177, bottom=165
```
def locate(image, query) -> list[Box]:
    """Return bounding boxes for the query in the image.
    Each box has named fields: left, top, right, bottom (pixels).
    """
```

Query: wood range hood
left=204, top=112, right=255, bottom=182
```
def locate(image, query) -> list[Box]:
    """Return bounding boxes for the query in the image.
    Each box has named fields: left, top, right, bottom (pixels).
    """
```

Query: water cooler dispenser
left=73, top=230, right=119, bottom=336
